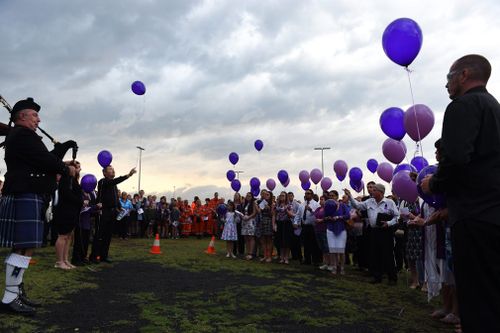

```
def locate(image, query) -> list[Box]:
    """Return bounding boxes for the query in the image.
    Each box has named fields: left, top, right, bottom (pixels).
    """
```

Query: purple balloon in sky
left=320, top=177, right=333, bottom=191
left=81, top=174, right=97, bottom=193
left=333, top=160, right=348, bottom=178
left=97, top=150, right=113, bottom=168
left=417, top=165, right=446, bottom=209
left=380, top=107, right=406, bottom=140
left=404, top=104, right=435, bottom=142
left=226, top=170, right=236, bottom=182
left=266, top=178, right=276, bottom=191
left=382, top=138, right=407, bottom=164
left=367, top=159, right=378, bottom=174
left=393, top=163, right=417, bottom=175
left=254, top=139, right=264, bottom=151
left=229, top=152, right=239, bottom=165
left=301, top=181, right=311, bottom=191
left=382, top=18, right=423, bottom=67
left=277, top=170, right=289, bottom=184
left=231, top=179, right=241, bottom=192
left=249, top=177, right=261, bottom=189
left=411, top=156, right=429, bottom=172
left=298, top=170, right=310, bottom=183
left=310, top=168, right=323, bottom=185
left=392, top=170, right=418, bottom=202
left=131, top=81, right=146, bottom=95
left=349, top=167, right=363, bottom=182
left=377, top=162, right=394, bottom=183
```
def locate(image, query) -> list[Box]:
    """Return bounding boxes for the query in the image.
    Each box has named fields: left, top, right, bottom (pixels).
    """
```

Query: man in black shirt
left=90, top=165, right=136, bottom=263
left=422, top=54, right=500, bottom=332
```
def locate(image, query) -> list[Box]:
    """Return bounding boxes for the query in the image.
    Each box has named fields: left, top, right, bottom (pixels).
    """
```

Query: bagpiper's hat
left=11, top=97, right=40, bottom=120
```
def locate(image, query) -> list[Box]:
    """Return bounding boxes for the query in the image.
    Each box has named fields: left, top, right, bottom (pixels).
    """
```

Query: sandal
left=65, top=261, right=76, bottom=269
left=431, top=309, right=447, bottom=319
left=245, top=255, right=253, bottom=261
left=441, top=313, right=460, bottom=325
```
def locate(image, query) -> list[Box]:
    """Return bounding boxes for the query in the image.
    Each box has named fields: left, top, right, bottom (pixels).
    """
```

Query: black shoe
left=370, top=279, right=382, bottom=284
left=1, top=297, right=36, bottom=315
left=388, top=279, right=398, bottom=286
left=101, top=258, right=113, bottom=264
left=71, top=261, right=85, bottom=267
left=82, top=258, right=90, bottom=265
left=90, top=258, right=101, bottom=264
left=18, top=283, right=42, bottom=308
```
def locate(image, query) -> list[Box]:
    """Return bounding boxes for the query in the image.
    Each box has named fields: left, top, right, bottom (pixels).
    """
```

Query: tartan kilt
left=0, top=193, right=45, bottom=249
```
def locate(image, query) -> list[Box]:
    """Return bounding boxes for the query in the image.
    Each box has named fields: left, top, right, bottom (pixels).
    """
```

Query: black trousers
left=452, top=220, right=500, bottom=333
left=90, top=209, right=115, bottom=260
left=301, top=225, right=322, bottom=264
left=72, top=226, right=90, bottom=263
left=290, top=233, right=301, bottom=260
left=119, top=216, right=129, bottom=239
left=394, top=233, right=407, bottom=272
left=370, top=227, right=397, bottom=281
left=233, top=223, right=245, bottom=255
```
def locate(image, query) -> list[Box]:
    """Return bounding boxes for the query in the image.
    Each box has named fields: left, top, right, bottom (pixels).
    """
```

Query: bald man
left=422, top=54, right=500, bottom=332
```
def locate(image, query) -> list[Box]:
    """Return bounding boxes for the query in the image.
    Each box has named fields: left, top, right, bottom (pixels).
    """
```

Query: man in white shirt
left=344, top=184, right=399, bottom=285
left=287, top=192, right=302, bottom=262
left=294, top=189, right=321, bottom=265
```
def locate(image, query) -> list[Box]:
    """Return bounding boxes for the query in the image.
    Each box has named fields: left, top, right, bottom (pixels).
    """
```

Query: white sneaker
left=319, top=264, right=329, bottom=270
left=226, top=253, right=230, bottom=258
left=327, top=266, right=334, bottom=271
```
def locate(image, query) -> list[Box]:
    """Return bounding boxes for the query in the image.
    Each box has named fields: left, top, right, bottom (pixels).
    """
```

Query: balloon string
left=405, top=67, right=424, bottom=158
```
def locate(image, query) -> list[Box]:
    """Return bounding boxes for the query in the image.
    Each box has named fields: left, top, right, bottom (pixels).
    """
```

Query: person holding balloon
left=241, top=192, right=258, bottom=260
left=344, top=184, right=399, bottom=285
left=90, top=164, right=136, bottom=264
left=420, top=54, right=500, bottom=332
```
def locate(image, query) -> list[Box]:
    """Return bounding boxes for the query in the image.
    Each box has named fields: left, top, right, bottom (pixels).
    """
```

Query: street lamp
left=136, top=146, right=145, bottom=193
left=234, top=170, right=244, bottom=179
left=314, top=147, right=331, bottom=176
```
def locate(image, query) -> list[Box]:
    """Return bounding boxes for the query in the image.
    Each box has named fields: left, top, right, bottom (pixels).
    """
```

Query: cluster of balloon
left=131, top=81, right=146, bottom=95
left=254, top=139, right=264, bottom=151
left=333, top=160, right=348, bottom=182
left=377, top=162, right=394, bottom=183
left=249, top=177, right=261, bottom=196
left=298, top=170, right=310, bottom=189
left=348, top=167, right=364, bottom=193
left=417, top=165, right=446, bottom=208
left=228, top=152, right=239, bottom=165
left=366, top=159, right=378, bottom=174
left=97, top=150, right=113, bottom=168
left=382, top=18, right=423, bottom=68
left=81, top=174, right=97, bottom=193
left=310, top=168, right=323, bottom=185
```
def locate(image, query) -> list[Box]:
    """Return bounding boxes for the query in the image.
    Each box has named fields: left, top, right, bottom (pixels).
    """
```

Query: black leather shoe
left=18, top=283, right=42, bottom=308
left=101, top=258, right=113, bottom=263
left=90, top=258, right=101, bottom=264
left=1, top=297, right=36, bottom=315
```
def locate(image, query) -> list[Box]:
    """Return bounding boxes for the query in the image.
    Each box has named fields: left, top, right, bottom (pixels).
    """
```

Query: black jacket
left=3, top=126, right=67, bottom=195
left=53, top=175, right=83, bottom=223
left=430, top=86, right=500, bottom=225
left=96, top=175, right=128, bottom=209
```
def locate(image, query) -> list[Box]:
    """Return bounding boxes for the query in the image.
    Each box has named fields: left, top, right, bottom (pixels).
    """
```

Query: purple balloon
left=131, top=81, right=146, bottom=95
left=350, top=179, right=364, bottom=193
left=349, top=167, right=363, bottom=182
left=283, top=178, right=290, bottom=187
left=380, top=107, right=406, bottom=140
left=382, top=18, right=423, bottom=67
left=226, top=170, right=236, bottom=182
left=97, top=150, right=113, bottom=168
left=81, top=174, right=97, bottom=193
left=231, top=179, right=241, bottom=192
left=411, top=156, right=429, bottom=173
left=393, top=163, right=417, bottom=175
left=382, top=138, right=407, bottom=164
left=266, top=178, right=276, bottom=191
left=320, top=177, right=333, bottom=191
left=333, top=160, right=348, bottom=178
left=417, top=165, right=446, bottom=208
left=217, top=204, right=228, bottom=217
left=392, top=170, right=419, bottom=202
left=251, top=187, right=260, bottom=197
left=367, top=159, right=378, bottom=174
left=254, top=139, right=264, bottom=152
left=310, top=168, right=323, bottom=185
left=377, top=162, right=394, bottom=183
left=301, top=181, right=311, bottom=190
left=277, top=170, right=289, bottom=184
left=249, top=177, right=260, bottom=189
left=404, top=104, right=435, bottom=142
left=229, top=152, right=239, bottom=165
left=298, top=170, right=310, bottom=183
left=336, top=174, right=346, bottom=182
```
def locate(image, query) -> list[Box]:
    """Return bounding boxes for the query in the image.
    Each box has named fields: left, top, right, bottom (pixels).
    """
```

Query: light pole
left=136, top=146, right=145, bottom=193
left=234, top=170, right=244, bottom=179
left=314, top=147, right=331, bottom=176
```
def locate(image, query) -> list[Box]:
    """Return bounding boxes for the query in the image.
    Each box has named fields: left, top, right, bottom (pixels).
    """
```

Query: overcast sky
left=1, top=0, right=499, bottom=200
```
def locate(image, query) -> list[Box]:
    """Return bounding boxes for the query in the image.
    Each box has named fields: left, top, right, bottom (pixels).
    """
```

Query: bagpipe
left=0, top=94, right=78, bottom=160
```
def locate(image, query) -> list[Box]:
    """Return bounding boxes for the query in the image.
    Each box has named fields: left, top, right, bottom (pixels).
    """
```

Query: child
left=221, top=201, right=239, bottom=258
left=170, top=201, right=181, bottom=239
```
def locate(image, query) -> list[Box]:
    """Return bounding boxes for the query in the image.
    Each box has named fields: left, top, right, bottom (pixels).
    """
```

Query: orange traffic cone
left=150, top=234, right=162, bottom=254
left=204, top=236, right=216, bottom=255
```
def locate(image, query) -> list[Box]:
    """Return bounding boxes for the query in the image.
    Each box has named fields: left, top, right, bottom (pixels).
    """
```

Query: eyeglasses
left=446, top=70, right=459, bottom=81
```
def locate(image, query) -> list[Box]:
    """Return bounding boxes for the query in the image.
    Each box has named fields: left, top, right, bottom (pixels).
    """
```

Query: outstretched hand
left=128, top=168, right=137, bottom=177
